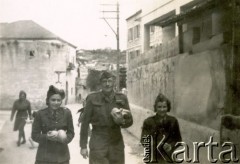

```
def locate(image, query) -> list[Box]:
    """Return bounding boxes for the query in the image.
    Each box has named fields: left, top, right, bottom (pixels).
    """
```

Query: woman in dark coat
left=141, top=93, right=182, bottom=163
left=10, top=90, right=32, bottom=146
left=32, top=85, right=74, bottom=164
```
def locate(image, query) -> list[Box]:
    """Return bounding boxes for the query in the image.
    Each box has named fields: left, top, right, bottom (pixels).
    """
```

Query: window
left=47, top=50, right=51, bottom=58
left=128, top=28, right=133, bottom=41
left=134, top=25, right=140, bottom=39
left=192, top=27, right=201, bottom=44
left=29, top=50, right=35, bottom=57
left=150, top=26, right=155, bottom=34
left=129, top=51, right=135, bottom=59
left=136, top=50, right=140, bottom=56
left=137, top=25, right=140, bottom=38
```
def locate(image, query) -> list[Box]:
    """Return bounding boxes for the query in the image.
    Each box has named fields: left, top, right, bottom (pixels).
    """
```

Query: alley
left=0, top=104, right=143, bottom=164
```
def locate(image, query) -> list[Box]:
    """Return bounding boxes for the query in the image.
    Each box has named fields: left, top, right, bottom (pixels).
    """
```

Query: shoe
left=17, top=141, right=20, bottom=147
left=21, top=140, right=26, bottom=144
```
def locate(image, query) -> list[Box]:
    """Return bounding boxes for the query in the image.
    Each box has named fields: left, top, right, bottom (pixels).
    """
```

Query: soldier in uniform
left=32, top=85, right=75, bottom=164
left=80, top=71, right=133, bottom=164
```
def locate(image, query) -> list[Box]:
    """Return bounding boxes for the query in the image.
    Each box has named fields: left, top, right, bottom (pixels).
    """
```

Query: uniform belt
left=92, top=125, right=119, bottom=131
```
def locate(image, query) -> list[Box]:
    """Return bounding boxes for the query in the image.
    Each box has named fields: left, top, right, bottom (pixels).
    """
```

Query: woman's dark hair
left=46, top=85, right=65, bottom=105
left=154, top=93, right=171, bottom=112
left=19, top=90, right=27, bottom=98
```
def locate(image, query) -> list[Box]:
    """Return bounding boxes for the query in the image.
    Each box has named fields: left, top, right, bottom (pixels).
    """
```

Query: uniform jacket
left=141, top=114, right=182, bottom=163
left=80, top=91, right=133, bottom=150
left=32, top=107, right=74, bottom=163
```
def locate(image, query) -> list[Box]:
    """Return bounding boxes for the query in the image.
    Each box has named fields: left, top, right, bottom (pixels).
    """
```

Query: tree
left=86, top=69, right=102, bottom=91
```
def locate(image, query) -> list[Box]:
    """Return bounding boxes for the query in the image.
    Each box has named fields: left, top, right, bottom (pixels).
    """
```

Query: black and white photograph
left=0, top=0, right=240, bottom=163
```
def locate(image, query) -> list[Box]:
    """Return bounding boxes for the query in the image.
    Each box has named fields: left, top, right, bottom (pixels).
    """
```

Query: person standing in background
left=10, top=90, right=32, bottom=147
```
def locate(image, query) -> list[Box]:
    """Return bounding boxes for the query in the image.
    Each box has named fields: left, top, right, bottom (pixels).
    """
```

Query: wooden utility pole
left=116, top=0, right=120, bottom=92
left=100, top=1, right=120, bottom=91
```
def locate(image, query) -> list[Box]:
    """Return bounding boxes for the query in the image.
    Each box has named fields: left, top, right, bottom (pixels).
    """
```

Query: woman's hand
left=57, top=130, right=67, bottom=144
left=80, top=148, right=89, bottom=159
left=47, top=130, right=58, bottom=141
left=163, top=143, right=172, bottom=152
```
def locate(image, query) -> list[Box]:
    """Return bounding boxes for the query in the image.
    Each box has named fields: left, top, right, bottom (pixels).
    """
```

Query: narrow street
left=0, top=104, right=143, bottom=164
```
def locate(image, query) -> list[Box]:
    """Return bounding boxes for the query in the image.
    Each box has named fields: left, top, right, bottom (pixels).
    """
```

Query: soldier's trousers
left=89, top=147, right=124, bottom=164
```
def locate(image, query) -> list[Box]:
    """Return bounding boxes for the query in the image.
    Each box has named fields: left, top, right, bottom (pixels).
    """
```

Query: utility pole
left=116, top=0, right=120, bottom=92
left=100, top=0, right=120, bottom=91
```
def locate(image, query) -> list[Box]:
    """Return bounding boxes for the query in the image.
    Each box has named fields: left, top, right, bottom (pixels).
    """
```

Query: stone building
left=0, top=20, right=77, bottom=110
left=126, top=0, right=240, bottom=158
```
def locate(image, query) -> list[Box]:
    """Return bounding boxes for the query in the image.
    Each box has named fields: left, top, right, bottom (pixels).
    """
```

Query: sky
left=0, top=0, right=139, bottom=50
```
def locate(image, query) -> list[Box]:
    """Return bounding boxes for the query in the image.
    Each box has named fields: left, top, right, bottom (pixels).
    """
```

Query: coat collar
left=154, top=114, right=168, bottom=125
left=45, top=107, right=64, bottom=121
left=101, top=91, right=116, bottom=103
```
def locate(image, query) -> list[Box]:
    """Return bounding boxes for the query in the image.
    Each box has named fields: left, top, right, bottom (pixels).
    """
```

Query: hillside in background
left=77, top=48, right=126, bottom=65
left=76, top=48, right=127, bottom=91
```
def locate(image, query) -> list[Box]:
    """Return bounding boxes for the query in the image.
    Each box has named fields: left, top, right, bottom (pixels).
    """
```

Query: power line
left=100, top=0, right=120, bottom=91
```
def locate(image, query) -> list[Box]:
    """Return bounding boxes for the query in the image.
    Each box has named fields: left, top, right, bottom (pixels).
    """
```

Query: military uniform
left=141, top=114, right=182, bottom=163
left=80, top=91, right=133, bottom=164
left=32, top=107, right=74, bottom=164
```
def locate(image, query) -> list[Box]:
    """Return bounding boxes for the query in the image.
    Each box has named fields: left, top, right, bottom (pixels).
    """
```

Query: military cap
left=46, top=85, right=65, bottom=105
left=100, top=71, right=116, bottom=81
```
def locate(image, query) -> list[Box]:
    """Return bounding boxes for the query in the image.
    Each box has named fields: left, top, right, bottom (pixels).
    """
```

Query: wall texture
left=127, top=48, right=225, bottom=142
left=0, top=40, right=76, bottom=110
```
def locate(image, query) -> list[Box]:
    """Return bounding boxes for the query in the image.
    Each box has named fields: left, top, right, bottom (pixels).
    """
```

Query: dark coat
left=141, top=114, right=182, bottom=163
left=77, top=107, right=85, bottom=124
left=80, top=91, right=133, bottom=164
left=32, top=107, right=74, bottom=163
left=11, top=99, right=31, bottom=131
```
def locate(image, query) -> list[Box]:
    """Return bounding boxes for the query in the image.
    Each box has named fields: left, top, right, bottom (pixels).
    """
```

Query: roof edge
left=0, top=37, right=77, bottom=48
left=126, top=10, right=142, bottom=21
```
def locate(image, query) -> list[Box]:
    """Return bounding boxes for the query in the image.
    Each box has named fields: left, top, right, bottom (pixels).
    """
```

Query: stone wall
left=127, top=48, right=225, bottom=143
left=0, top=40, right=76, bottom=110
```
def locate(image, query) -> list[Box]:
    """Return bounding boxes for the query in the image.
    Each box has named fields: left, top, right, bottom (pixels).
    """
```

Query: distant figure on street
left=78, top=93, right=82, bottom=103
left=32, top=85, right=75, bottom=164
left=10, top=90, right=32, bottom=147
left=77, top=98, right=86, bottom=126
left=80, top=71, right=133, bottom=164
left=141, top=93, right=182, bottom=163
